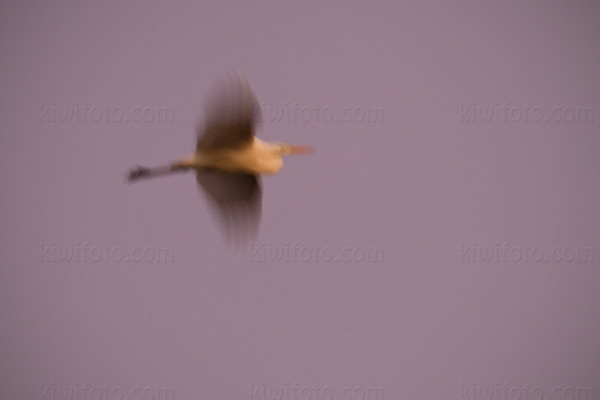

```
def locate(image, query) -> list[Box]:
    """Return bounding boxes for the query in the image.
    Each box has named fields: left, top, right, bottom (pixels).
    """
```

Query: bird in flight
left=126, top=74, right=314, bottom=243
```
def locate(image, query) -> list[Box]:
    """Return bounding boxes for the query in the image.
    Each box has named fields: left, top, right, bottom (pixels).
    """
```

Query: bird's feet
left=125, top=166, right=152, bottom=183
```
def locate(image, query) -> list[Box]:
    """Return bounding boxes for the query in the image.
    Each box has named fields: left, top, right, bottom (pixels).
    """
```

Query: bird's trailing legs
left=126, top=160, right=192, bottom=183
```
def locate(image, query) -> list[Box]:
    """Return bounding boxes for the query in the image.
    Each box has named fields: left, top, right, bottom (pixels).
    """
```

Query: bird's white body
left=189, top=138, right=284, bottom=175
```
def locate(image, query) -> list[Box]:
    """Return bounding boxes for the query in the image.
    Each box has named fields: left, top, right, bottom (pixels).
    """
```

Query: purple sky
left=1, top=1, right=599, bottom=399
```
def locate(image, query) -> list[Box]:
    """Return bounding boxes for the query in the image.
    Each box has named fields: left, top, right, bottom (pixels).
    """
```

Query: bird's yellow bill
left=288, top=145, right=316, bottom=155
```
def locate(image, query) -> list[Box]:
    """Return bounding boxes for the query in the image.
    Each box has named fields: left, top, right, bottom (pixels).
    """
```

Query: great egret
left=126, top=75, right=314, bottom=242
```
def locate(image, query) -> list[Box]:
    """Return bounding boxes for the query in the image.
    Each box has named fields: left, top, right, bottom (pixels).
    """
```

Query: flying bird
left=126, top=75, right=314, bottom=242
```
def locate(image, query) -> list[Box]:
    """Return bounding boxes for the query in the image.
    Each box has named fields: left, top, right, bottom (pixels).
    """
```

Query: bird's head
left=272, top=143, right=316, bottom=156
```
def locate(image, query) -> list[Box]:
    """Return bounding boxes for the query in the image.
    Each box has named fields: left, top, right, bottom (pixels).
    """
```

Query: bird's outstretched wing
left=196, top=169, right=262, bottom=244
left=197, top=74, right=262, bottom=151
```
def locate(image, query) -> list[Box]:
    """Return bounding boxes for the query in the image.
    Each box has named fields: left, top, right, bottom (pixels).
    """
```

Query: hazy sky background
left=1, top=0, right=599, bottom=399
